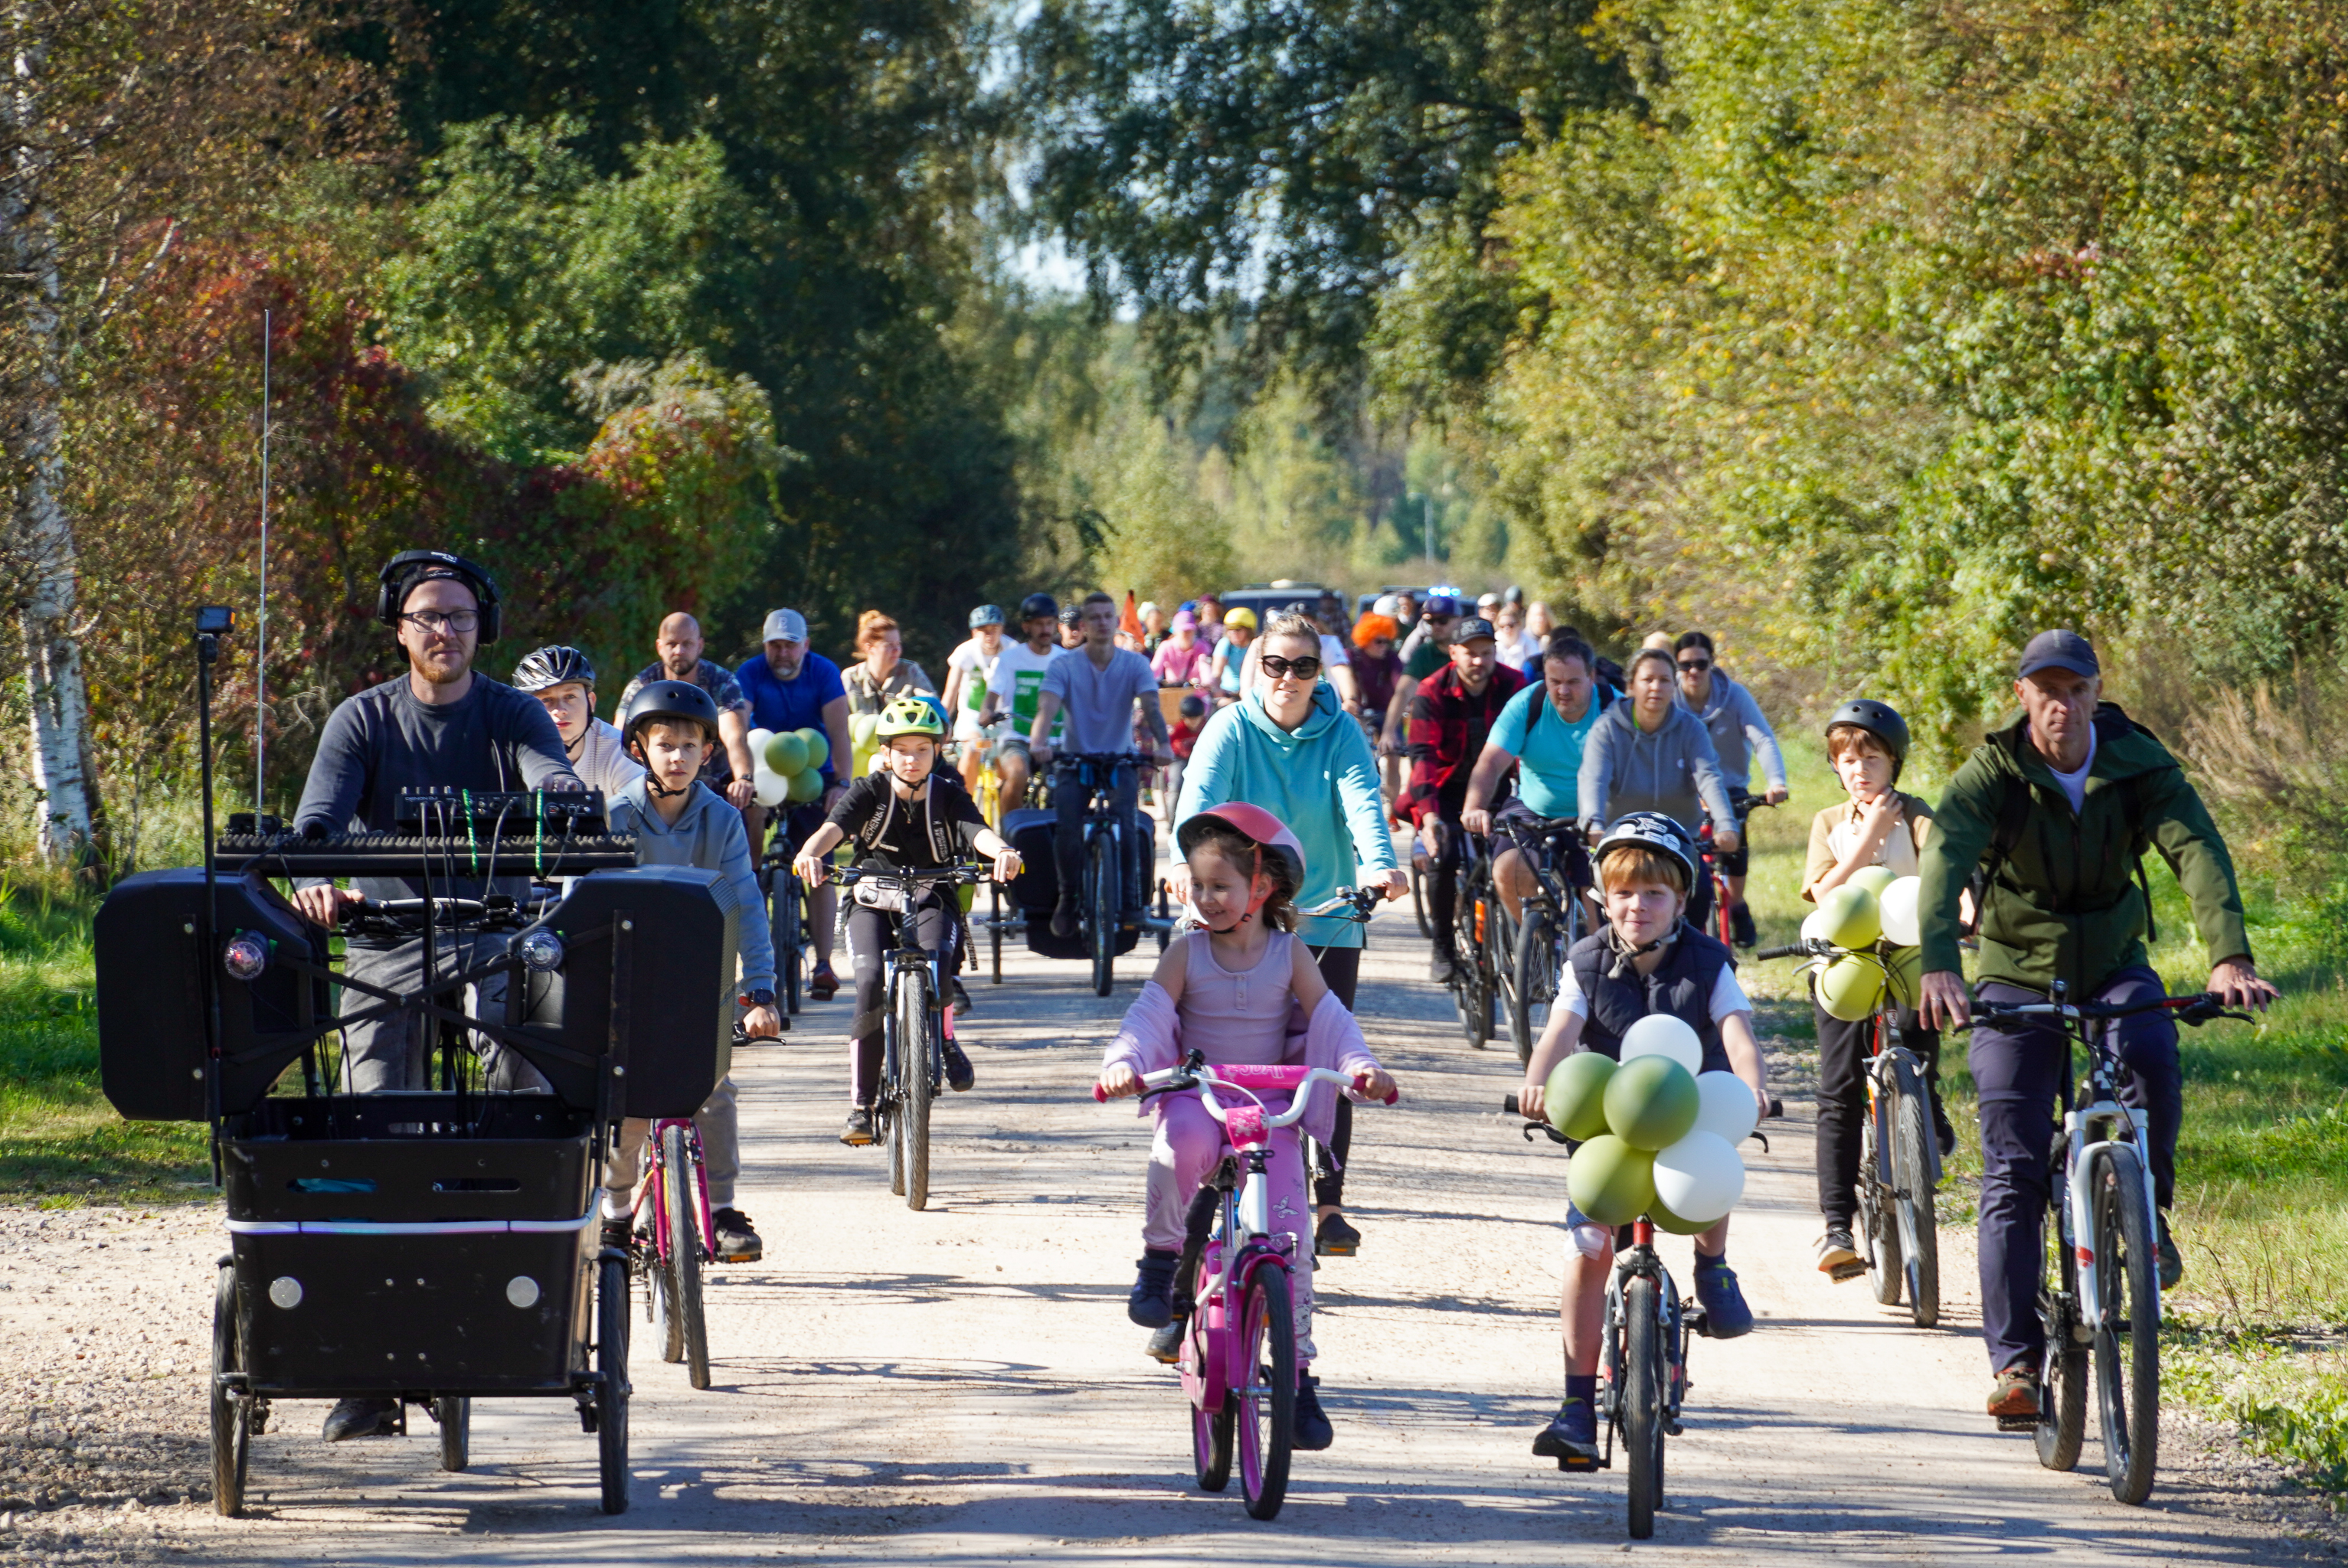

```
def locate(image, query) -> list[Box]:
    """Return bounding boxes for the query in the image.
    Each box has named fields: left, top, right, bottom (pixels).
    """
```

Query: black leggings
left=846, top=893, right=959, bottom=1105
left=1308, top=944, right=1362, bottom=1207
left=1813, top=995, right=1944, bottom=1227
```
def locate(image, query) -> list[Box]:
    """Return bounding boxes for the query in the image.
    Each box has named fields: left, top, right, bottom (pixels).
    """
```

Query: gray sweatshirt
left=293, top=675, right=582, bottom=915
left=607, top=779, right=775, bottom=995
left=1682, top=671, right=1787, bottom=793
left=1578, top=701, right=1738, bottom=837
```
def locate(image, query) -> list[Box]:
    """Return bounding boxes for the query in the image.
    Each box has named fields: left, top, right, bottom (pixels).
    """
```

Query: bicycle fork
left=2065, top=1102, right=2157, bottom=1334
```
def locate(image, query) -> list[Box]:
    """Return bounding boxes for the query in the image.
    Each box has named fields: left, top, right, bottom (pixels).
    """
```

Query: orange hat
left=1352, top=612, right=1401, bottom=649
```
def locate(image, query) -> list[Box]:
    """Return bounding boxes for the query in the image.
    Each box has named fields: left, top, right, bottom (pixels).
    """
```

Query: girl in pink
left=1097, top=803, right=1395, bottom=1451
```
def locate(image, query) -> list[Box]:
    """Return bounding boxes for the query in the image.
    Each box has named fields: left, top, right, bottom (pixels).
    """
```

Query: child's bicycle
left=1504, top=1093, right=1781, bottom=1539
left=1102, top=1054, right=1397, bottom=1521
left=1694, top=792, right=1777, bottom=947
left=758, top=832, right=811, bottom=1017
left=1758, top=934, right=1942, bottom=1325
left=1966, top=985, right=2245, bottom=1504
left=625, top=1020, right=756, bottom=1390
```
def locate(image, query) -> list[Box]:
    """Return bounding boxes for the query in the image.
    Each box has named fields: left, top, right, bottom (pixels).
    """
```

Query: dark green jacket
left=1918, top=707, right=2252, bottom=993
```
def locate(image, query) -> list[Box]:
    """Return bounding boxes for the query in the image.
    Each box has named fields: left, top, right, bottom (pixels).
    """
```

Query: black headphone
left=375, top=550, right=502, bottom=644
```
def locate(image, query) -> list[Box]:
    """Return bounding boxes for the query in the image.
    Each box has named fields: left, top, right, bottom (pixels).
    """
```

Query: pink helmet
left=1177, top=802, right=1306, bottom=890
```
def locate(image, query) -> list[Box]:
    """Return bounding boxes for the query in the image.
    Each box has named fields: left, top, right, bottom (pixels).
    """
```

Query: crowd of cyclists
left=297, top=551, right=2281, bottom=1494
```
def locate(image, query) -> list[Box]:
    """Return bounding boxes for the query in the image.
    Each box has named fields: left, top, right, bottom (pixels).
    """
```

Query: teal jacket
left=1175, top=684, right=1399, bottom=949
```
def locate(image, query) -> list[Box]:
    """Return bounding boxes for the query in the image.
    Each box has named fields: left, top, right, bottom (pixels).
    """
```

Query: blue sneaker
left=1693, top=1256, right=1754, bottom=1339
left=1532, top=1396, right=1601, bottom=1466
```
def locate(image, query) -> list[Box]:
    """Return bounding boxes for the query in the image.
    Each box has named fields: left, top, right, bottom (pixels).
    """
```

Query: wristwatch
left=738, top=988, right=776, bottom=1009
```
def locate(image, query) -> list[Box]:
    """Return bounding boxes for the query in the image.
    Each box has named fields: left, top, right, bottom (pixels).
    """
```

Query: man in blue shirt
left=1462, top=632, right=1614, bottom=927
left=1030, top=591, right=1171, bottom=936
left=735, top=607, right=855, bottom=998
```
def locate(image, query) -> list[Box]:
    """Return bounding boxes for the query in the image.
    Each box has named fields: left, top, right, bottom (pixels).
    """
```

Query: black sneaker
left=1429, top=949, right=1457, bottom=985
left=1128, top=1250, right=1179, bottom=1328
left=839, top=1106, right=876, bottom=1146
left=711, top=1207, right=762, bottom=1263
left=1532, top=1397, right=1600, bottom=1465
left=1051, top=898, right=1078, bottom=939
left=1729, top=901, right=1758, bottom=949
left=2157, top=1212, right=2183, bottom=1290
left=949, top=977, right=973, bottom=1014
left=1293, top=1373, right=1334, bottom=1451
left=322, top=1396, right=401, bottom=1442
left=942, top=1040, right=975, bottom=1093
left=1314, top=1211, right=1362, bottom=1257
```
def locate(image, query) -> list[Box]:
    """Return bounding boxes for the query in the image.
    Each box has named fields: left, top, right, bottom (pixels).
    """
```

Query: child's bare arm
left=1288, top=939, right=1330, bottom=1014
left=1718, top=1011, right=1771, bottom=1122
left=1519, top=1006, right=1589, bottom=1123
left=1151, top=935, right=1190, bottom=1008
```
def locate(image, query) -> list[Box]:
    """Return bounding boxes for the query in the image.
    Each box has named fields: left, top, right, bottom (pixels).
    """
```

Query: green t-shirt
left=1405, top=641, right=1447, bottom=681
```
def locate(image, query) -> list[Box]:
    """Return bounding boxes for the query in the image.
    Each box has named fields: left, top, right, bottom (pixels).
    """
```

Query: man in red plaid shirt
left=1402, top=616, right=1527, bottom=982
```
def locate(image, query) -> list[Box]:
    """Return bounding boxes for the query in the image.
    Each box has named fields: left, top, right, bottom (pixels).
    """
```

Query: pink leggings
left=1146, top=1093, right=1315, bottom=1359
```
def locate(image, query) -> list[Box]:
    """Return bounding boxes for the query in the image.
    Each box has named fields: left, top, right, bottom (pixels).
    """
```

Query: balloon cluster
left=748, top=725, right=831, bottom=808
left=1551, top=1017, right=1755, bottom=1231
left=846, top=710, right=883, bottom=779
left=1800, top=867, right=1923, bottom=1021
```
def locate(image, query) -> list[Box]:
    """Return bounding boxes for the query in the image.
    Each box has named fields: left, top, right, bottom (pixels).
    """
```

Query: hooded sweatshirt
left=1578, top=700, right=1738, bottom=837
left=1680, top=671, right=1787, bottom=795
left=607, top=779, right=776, bottom=997
left=1174, top=682, right=1398, bottom=949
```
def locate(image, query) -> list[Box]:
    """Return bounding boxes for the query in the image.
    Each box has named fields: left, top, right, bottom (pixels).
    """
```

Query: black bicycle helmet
left=511, top=645, right=597, bottom=693
left=1593, top=812, right=1699, bottom=890
left=619, top=678, right=720, bottom=748
left=1018, top=592, right=1058, bottom=624
left=1825, top=699, right=1910, bottom=779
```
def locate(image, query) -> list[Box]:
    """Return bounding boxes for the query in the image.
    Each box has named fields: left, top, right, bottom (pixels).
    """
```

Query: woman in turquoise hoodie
left=1173, top=611, right=1405, bottom=1256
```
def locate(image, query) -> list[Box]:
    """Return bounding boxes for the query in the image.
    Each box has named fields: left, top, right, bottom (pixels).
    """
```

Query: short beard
left=412, top=650, right=471, bottom=686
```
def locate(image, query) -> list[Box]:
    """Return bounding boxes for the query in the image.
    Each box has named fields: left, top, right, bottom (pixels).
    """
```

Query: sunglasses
left=1677, top=658, right=1712, bottom=672
left=1260, top=655, right=1324, bottom=680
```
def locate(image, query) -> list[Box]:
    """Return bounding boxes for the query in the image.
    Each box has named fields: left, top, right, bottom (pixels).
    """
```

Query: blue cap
left=2017, top=629, right=2099, bottom=681
left=1421, top=594, right=1462, bottom=618
left=969, top=603, right=1005, bottom=629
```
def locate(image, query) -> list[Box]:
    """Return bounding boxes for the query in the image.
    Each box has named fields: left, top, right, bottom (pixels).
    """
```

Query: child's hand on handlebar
left=742, top=1004, right=781, bottom=1039
left=1097, top=1064, right=1142, bottom=1099
left=1518, top=1080, right=1547, bottom=1125
left=988, top=845, right=1025, bottom=884
left=792, top=851, right=829, bottom=887
left=1354, top=1067, right=1396, bottom=1102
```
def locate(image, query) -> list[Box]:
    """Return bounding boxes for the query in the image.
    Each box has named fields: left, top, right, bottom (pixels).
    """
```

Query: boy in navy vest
left=1516, top=812, right=1772, bottom=1466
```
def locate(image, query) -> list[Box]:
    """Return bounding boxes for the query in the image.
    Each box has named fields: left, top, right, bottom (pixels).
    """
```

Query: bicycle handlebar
left=1298, top=886, right=1382, bottom=923
left=1964, top=991, right=2249, bottom=1030
left=1097, top=1060, right=1399, bottom=1115
left=833, top=862, right=993, bottom=890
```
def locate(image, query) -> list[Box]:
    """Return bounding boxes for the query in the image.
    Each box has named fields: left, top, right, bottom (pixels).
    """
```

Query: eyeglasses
left=1676, top=658, right=1712, bottom=672
left=1425, top=614, right=1455, bottom=626
left=402, top=609, right=479, bottom=635
left=1260, top=655, right=1323, bottom=680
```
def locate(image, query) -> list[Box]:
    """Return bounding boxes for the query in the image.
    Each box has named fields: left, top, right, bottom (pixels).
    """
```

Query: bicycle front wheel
left=1235, top=1263, right=1297, bottom=1521
left=1623, top=1275, right=1666, bottom=1540
left=1511, top=909, right=1554, bottom=1066
left=1089, top=831, right=1117, bottom=997
left=2091, top=1147, right=2160, bottom=1503
left=1411, top=859, right=1431, bottom=938
left=659, top=1123, right=710, bottom=1389
left=776, top=871, right=803, bottom=1016
left=1862, top=1086, right=1904, bottom=1307
left=1895, top=1082, right=1941, bottom=1329
left=899, top=975, right=934, bottom=1211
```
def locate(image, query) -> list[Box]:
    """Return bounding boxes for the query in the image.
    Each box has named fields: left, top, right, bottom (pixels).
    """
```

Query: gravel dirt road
left=4, top=871, right=2343, bottom=1565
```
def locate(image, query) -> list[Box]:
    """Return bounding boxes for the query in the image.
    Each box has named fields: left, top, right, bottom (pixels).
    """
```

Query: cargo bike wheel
left=210, top=1263, right=250, bottom=1517
left=596, top=1253, right=631, bottom=1514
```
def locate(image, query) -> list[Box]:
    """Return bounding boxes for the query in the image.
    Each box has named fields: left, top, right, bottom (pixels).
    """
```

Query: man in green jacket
left=1916, top=630, right=2275, bottom=1423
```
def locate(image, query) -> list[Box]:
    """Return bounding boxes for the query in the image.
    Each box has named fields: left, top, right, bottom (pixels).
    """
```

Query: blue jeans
left=1968, top=964, right=2183, bottom=1374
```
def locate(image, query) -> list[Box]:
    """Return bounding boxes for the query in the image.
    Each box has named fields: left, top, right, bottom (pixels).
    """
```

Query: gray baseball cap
left=2017, top=629, right=2099, bottom=680
left=1454, top=616, right=1499, bottom=645
left=762, top=608, right=809, bottom=645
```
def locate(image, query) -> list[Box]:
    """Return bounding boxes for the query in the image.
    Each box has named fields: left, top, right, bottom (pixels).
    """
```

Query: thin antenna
left=257, top=309, right=270, bottom=812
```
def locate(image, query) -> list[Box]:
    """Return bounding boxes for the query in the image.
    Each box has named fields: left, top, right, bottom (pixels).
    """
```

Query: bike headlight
left=517, top=929, right=565, bottom=973
left=222, top=933, right=269, bottom=982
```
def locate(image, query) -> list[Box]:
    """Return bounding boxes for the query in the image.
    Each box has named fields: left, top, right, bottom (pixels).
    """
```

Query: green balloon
left=1604, top=1054, right=1701, bottom=1152
left=1545, top=1051, right=1617, bottom=1142
left=1650, top=1192, right=1715, bottom=1236
left=784, top=765, right=824, bottom=804
left=765, top=730, right=809, bottom=776
left=796, top=727, right=830, bottom=772
left=1567, top=1134, right=1656, bottom=1227
left=1847, top=864, right=1898, bottom=900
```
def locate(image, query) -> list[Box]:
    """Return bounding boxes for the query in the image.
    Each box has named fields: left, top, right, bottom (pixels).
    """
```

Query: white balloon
left=1692, top=1070, right=1759, bottom=1145
left=1653, top=1130, right=1745, bottom=1226
left=1800, top=907, right=1833, bottom=946
left=747, top=726, right=774, bottom=756
left=752, top=761, right=787, bottom=808
left=1620, top=1014, right=1702, bottom=1076
left=1879, top=876, right=1922, bottom=947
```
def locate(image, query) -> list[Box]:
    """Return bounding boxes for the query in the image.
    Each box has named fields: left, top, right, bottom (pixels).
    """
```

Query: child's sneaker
left=1313, top=1211, right=1362, bottom=1257
left=809, top=962, right=840, bottom=1001
left=1816, top=1227, right=1865, bottom=1281
left=1145, top=1318, right=1185, bottom=1364
left=1532, top=1397, right=1601, bottom=1465
left=1128, top=1250, right=1179, bottom=1328
left=942, top=1040, right=975, bottom=1093
left=1693, top=1255, right=1754, bottom=1338
left=839, top=1106, right=875, bottom=1146
left=1729, top=901, right=1758, bottom=949
left=711, top=1208, right=762, bottom=1263
left=1293, top=1372, right=1333, bottom=1450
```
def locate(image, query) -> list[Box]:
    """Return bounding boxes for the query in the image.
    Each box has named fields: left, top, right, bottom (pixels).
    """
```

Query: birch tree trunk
left=3, top=12, right=93, bottom=860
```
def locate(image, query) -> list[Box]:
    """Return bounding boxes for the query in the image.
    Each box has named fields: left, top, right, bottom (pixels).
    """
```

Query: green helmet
left=874, top=694, right=946, bottom=741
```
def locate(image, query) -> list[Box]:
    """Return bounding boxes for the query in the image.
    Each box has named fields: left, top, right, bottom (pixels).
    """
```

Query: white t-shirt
left=571, top=718, right=647, bottom=803
left=2049, top=727, right=2096, bottom=815
left=1558, top=961, right=1751, bottom=1024
left=947, top=636, right=1003, bottom=736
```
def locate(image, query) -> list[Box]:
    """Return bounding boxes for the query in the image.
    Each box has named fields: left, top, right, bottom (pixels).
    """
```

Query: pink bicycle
left=632, top=1111, right=718, bottom=1390
left=1099, top=1053, right=1397, bottom=1520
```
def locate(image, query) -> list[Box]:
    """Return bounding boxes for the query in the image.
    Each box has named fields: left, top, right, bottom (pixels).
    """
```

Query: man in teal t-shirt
left=1461, top=632, right=1614, bottom=924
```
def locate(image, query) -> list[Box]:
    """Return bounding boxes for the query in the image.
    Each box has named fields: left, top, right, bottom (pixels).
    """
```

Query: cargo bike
left=93, top=623, right=739, bottom=1517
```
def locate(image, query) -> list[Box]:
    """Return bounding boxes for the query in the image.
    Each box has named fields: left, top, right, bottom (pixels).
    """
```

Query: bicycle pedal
left=1996, top=1414, right=2040, bottom=1432
left=1828, top=1261, right=1868, bottom=1282
left=1556, top=1452, right=1602, bottom=1473
left=1684, top=1305, right=1712, bottom=1338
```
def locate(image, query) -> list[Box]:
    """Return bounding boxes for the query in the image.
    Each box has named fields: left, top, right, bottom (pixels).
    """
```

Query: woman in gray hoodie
left=1578, top=647, right=1740, bottom=930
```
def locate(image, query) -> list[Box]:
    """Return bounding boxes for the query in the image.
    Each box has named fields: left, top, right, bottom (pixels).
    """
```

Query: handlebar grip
left=1503, top=1093, right=1522, bottom=1116
left=1767, top=1097, right=1784, bottom=1119
left=1755, top=944, right=1807, bottom=961
left=1091, top=1083, right=1109, bottom=1103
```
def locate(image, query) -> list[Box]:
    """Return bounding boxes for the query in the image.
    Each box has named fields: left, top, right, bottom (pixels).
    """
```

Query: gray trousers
left=339, top=936, right=541, bottom=1093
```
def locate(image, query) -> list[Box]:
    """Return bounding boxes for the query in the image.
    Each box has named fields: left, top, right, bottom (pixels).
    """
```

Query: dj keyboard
left=214, top=832, right=639, bottom=877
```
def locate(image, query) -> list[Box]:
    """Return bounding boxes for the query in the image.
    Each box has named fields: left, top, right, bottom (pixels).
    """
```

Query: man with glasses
left=1030, top=591, right=1172, bottom=938
left=1673, top=631, right=1789, bottom=947
left=1401, top=615, right=1527, bottom=982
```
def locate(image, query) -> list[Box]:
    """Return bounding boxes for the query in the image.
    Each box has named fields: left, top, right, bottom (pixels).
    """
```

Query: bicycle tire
left=1862, top=1083, right=1904, bottom=1307
left=1624, top=1275, right=1665, bottom=1540
left=435, top=1396, right=470, bottom=1472
left=1895, top=1083, right=1941, bottom=1329
left=209, top=1264, right=248, bottom=1517
left=1089, top=831, right=1117, bottom=998
left=989, top=880, right=1003, bottom=985
left=901, top=972, right=934, bottom=1211
left=883, top=1006, right=907, bottom=1197
left=596, top=1253, right=630, bottom=1515
left=1511, top=908, right=1553, bottom=1066
left=2092, top=1148, right=2160, bottom=1503
left=1235, top=1264, right=1297, bottom=1521
left=1192, top=1394, right=1235, bottom=1492
left=2037, top=1150, right=2088, bottom=1472
left=659, top=1122, right=711, bottom=1389
left=777, top=870, right=803, bottom=1016
left=1411, top=861, right=1431, bottom=939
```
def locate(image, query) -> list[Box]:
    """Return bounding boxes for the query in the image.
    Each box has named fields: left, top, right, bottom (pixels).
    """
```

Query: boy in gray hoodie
left=602, top=680, right=781, bottom=1263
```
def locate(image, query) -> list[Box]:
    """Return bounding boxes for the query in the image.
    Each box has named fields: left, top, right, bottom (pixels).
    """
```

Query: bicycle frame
left=631, top=1116, right=713, bottom=1268
left=1598, top=1220, right=1690, bottom=1463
